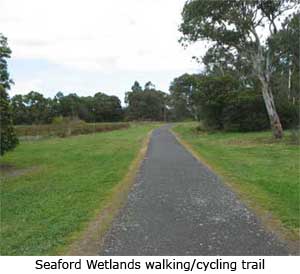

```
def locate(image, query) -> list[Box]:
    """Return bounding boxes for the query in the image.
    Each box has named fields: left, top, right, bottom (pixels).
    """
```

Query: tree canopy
left=125, top=81, right=168, bottom=121
left=179, top=0, right=299, bottom=138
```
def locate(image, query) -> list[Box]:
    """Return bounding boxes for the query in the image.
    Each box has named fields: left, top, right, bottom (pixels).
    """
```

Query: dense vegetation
left=9, top=81, right=170, bottom=125
left=125, top=81, right=168, bottom=121
left=11, top=91, right=123, bottom=125
left=175, top=1, right=299, bottom=137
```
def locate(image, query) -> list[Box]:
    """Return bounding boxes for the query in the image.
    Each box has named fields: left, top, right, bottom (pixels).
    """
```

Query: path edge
left=65, top=130, right=153, bottom=255
left=170, top=128, right=300, bottom=255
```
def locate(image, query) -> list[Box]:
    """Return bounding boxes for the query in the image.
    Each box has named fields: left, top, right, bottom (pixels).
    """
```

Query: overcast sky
left=1, top=0, right=206, bottom=102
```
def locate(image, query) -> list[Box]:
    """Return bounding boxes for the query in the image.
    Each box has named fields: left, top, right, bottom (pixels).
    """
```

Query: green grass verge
left=173, top=122, right=300, bottom=233
left=0, top=123, right=158, bottom=255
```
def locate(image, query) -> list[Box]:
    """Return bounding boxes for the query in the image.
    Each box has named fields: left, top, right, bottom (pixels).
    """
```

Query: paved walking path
left=100, top=125, right=288, bottom=255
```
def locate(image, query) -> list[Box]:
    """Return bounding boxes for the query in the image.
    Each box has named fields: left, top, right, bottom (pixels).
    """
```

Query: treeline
left=9, top=81, right=170, bottom=125
left=10, top=91, right=123, bottom=124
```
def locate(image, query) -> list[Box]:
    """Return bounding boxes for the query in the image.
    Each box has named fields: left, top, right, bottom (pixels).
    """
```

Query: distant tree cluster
left=170, top=1, right=300, bottom=136
left=10, top=91, right=123, bottom=125
left=125, top=81, right=168, bottom=121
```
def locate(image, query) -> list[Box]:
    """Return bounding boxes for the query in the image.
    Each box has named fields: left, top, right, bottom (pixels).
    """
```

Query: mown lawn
left=0, top=124, right=157, bottom=255
left=173, top=122, right=300, bottom=232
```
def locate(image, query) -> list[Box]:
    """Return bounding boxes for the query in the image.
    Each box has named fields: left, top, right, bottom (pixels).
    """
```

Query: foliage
left=125, top=81, right=168, bottom=121
left=169, top=74, right=199, bottom=121
left=169, top=73, right=272, bottom=132
left=269, top=12, right=300, bottom=104
left=194, top=75, right=239, bottom=130
left=222, top=90, right=270, bottom=132
left=0, top=33, right=18, bottom=155
left=179, top=0, right=298, bottom=138
left=0, top=86, right=19, bottom=155
left=0, top=33, right=13, bottom=89
left=11, top=91, right=124, bottom=125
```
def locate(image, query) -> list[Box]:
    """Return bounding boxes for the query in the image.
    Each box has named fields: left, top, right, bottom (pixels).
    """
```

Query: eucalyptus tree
left=125, top=81, right=168, bottom=121
left=269, top=12, right=300, bottom=104
left=169, top=73, right=200, bottom=120
left=180, top=0, right=298, bottom=138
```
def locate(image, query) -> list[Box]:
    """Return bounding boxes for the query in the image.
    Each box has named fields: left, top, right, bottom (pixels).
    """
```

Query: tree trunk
left=259, top=77, right=284, bottom=139
left=252, top=46, right=284, bottom=139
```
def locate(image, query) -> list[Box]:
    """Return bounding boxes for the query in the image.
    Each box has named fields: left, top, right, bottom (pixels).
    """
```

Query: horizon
left=2, top=0, right=206, bottom=103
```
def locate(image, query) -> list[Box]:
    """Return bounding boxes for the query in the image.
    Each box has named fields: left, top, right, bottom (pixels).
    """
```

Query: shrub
left=223, top=91, right=270, bottom=132
left=276, top=100, right=300, bottom=130
left=194, top=75, right=239, bottom=130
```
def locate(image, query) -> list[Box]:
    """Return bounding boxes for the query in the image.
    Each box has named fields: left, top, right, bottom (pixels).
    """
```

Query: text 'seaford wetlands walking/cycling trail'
left=100, top=125, right=289, bottom=255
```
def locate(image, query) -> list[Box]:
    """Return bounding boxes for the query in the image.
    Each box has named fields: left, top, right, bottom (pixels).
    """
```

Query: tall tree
left=169, top=73, right=200, bottom=120
left=180, top=0, right=298, bottom=138
left=125, top=81, right=167, bottom=121
left=269, top=12, right=300, bottom=104
left=0, top=34, right=18, bottom=155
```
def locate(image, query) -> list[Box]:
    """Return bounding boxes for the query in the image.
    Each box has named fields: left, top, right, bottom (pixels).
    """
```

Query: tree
left=93, top=92, right=123, bottom=122
left=11, top=94, right=28, bottom=124
left=0, top=34, right=18, bottom=155
left=144, top=81, right=156, bottom=91
left=10, top=90, right=124, bottom=125
left=169, top=73, right=199, bottom=120
left=125, top=81, right=167, bottom=121
left=131, top=81, right=143, bottom=92
left=23, top=91, right=53, bottom=124
left=269, top=12, right=300, bottom=104
left=194, top=75, right=240, bottom=129
left=180, top=0, right=298, bottom=138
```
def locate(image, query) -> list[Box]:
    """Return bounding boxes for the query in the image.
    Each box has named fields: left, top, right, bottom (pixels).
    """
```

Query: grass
left=173, top=122, right=300, bottom=233
left=0, top=123, right=158, bottom=255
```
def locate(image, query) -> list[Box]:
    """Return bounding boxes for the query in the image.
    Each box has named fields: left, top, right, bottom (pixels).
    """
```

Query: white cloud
left=1, top=0, right=204, bottom=72
left=10, top=78, right=44, bottom=95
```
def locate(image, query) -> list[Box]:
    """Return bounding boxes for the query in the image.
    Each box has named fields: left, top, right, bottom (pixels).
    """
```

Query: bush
left=223, top=91, right=270, bottom=132
left=193, top=74, right=298, bottom=133
left=194, top=75, right=239, bottom=130
left=276, top=100, right=300, bottom=130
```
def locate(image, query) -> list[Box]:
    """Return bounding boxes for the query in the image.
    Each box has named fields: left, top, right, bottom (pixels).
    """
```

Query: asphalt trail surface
left=100, top=125, right=289, bottom=255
